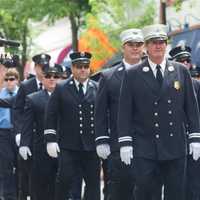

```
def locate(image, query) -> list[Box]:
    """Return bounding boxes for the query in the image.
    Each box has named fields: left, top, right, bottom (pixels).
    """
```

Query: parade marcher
left=169, top=45, right=200, bottom=200
left=18, top=64, right=62, bottom=200
left=14, top=53, right=51, bottom=200
left=169, top=45, right=192, bottom=69
left=169, top=44, right=200, bottom=105
left=117, top=24, right=200, bottom=200
left=190, top=67, right=200, bottom=80
left=0, top=68, right=19, bottom=200
left=95, top=28, right=144, bottom=200
left=44, top=52, right=101, bottom=200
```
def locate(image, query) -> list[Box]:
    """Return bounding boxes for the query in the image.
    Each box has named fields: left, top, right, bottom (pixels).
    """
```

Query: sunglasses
left=75, top=64, right=90, bottom=69
left=177, top=58, right=191, bottom=64
left=4, top=77, right=16, bottom=81
left=44, top=74, right=60, bottom=79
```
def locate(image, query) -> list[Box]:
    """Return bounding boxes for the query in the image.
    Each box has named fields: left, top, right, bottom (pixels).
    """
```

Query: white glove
left=120, top=146, right=133, bottom=165
left=47, top=142, right=60, bottom=158
left=96, top=144, right=111, bottom=159
left=189, top=142, right=200, bottom=161
left=15, top=134, right=21, bottom=147
left=19, top=146, right=32, bottom=160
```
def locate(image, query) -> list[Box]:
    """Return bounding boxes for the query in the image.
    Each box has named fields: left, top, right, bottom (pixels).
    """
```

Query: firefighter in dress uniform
left=44, top=51, right=101, bottom=200
left=117, top=24, right=200, bottom=200
left=18, top=64, right=63, bottom=200
left=14, top=53, right=51, bottom=200
left=169, top=45, right=200, bottom=200
left=95, top=28, right=145, bottom=200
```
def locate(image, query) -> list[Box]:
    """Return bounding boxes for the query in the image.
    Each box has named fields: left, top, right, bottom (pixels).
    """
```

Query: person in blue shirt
left=0, top=68, right=19, bottom=200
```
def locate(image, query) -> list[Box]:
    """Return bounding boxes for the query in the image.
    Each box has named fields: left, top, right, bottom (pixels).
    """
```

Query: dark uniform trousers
left=133, top=157, right=186, bottom=200
left=0, top=129, right=17, bottom=200
left=118, top=60, right=200, bottom=200
left=44, top=78, right=101, bottom=200
left=55, top=150, right=100, bottom=200
left=31, top=144, right=57, bottom=200
left=106, top=151, right=134, bottom=200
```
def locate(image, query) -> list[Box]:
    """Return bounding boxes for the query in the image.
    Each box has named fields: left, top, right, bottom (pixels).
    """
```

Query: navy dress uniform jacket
left=44, top=77, right=98, bottom=151
left=20, top=89, right=50, bottom=148
left=20, top=89, right=58, bottom=200
left=14, top=77, right=38, bottom=134
left=118, top=59, right=200, bottom=160
left=95, top=62, right=125, bottom=152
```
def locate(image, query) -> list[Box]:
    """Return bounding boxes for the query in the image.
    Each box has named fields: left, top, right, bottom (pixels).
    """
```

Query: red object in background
left=166, top=0, right=176, bottom=6
left=57, top=44, right=72, bottom=64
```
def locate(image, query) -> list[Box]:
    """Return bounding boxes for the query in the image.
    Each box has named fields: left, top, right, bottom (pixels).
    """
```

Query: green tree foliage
left=0, top=0, right=91, bottom=65
left=0, top=0, right=33, bottom=77
left=30, top=0, right=92, bottom=51
left=89, top=0, right=155, bottom=49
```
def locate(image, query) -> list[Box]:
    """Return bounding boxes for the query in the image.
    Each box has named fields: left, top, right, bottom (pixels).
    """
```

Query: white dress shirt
left=74, top=78, right=88, bottom=95
left=148, top=58, right=166, bottom=78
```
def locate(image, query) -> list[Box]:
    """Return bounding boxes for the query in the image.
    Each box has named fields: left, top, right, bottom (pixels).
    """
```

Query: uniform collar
left=148, top=57, right=166, bottom=72
left=73, top=78, right=89, bottom=94
left=36, top=77, right=43, bottom=89
left=123, top=58, right=142, bottom=70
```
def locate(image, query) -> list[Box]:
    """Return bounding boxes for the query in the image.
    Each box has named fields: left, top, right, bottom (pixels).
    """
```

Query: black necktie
left=156, top=65, right=163, bottom=87
left=39, top=82, right=43, bottom=90
left=78, top=83, right=84, bottom=100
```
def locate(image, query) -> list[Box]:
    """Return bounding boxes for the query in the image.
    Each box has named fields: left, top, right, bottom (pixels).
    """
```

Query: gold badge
left=174, top=81, right=180, bottom=90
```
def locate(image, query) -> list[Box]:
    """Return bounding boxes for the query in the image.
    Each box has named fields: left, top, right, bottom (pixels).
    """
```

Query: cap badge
left=180, top=44, right=186, bottom=51
left=41, top=54, right=46, bottom=59
left=49, top=62, right=54, bottom=68
left=174, top=81, right=180, bottom=90
left=143, top=66, right=149, bottom=72
left=80, top=52, right=85, bottom=57
left=168, top=66, right=174, bottom=72
left=118, top=66, right=123, bottom=71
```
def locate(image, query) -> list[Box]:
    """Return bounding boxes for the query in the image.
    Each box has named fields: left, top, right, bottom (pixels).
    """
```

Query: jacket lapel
left=158, top=60, right=178, bottom=99
left=137, top=59, right=160, bottom=95
left=114, top=62, right=125, bottom=81
left=85, top=80, right=95, bottom=100
left=67, top=77, right=80, bottom=102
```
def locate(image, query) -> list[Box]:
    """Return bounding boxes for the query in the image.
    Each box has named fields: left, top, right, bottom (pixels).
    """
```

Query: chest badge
left=174, top=81, right=180, bottom=90
left=142, top=66, right=149, bottom=72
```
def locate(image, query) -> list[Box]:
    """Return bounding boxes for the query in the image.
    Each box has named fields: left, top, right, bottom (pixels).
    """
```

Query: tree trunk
left=69, top=13, right=79, bottom=51
left=21, top=24, right=28, bottom=80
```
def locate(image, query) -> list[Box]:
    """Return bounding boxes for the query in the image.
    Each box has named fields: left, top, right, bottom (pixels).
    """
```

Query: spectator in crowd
left=0, top=68, right=19, bottom=200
